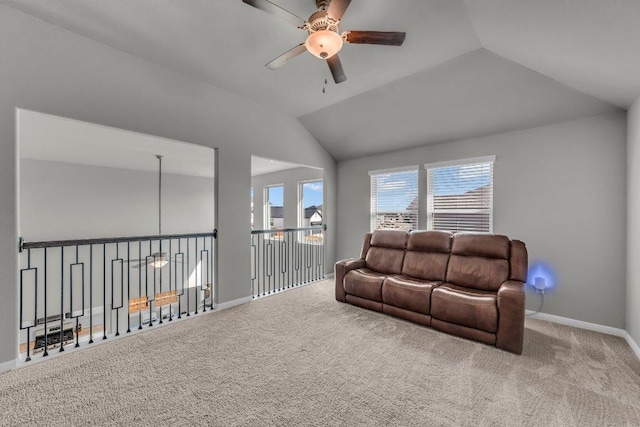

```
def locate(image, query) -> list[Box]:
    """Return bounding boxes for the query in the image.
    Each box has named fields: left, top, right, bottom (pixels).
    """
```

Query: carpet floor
left=1, top=279, right=640, bottom=426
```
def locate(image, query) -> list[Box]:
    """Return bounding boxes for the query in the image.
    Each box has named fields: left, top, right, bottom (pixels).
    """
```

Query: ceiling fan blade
left=242, top=0, right=305, bottom=27
left=266, top=43, right=307, bottom=70
left=344, top=31, right=406, bottom=46
left=326, top=54, right=347, bottom=84
left=327, top=0, right=352, bottom=21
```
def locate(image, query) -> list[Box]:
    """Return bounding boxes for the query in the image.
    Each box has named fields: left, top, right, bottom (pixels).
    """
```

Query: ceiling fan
left=242, top=0, right=406, bottom=84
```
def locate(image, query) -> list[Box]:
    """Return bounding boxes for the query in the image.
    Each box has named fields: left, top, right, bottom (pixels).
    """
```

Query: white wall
left=336, top=112, right=627, bottom=329
left=251, top=167, right=323, bottom=231
left=627, top=98, right=640, bottom=345
left=20, top=159, right=215, bottom=240
left=0, top=5, right=336, bottom=366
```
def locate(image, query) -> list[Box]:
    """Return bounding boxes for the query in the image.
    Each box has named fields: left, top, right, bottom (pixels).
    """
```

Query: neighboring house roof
left=406, top=197, right=418, bottom=212
left=304, top=205, right=322, bottom=219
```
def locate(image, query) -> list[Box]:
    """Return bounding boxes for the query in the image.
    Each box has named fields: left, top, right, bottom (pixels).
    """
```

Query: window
left=300, top=180, right=324, bottom=243
left=369, top=166, right=418, bottom=231
left=299, top=180, right=323, bottom=227
left=264, top=185, right=284, bottom=230
left=425, top=156, right=495, bottom=233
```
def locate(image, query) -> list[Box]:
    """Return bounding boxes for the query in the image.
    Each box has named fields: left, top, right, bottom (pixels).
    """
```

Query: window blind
left=426, top=159, right=494, bottom=233
left=370, top=167, right=418, bottom=231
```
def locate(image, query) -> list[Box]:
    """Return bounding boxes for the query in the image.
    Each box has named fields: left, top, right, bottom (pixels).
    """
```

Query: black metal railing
left=251, top=225, right=326, bottom=298
left=18, top=230, right=216, bottom=361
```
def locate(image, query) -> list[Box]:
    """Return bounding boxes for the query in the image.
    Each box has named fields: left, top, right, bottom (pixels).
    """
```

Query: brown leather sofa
left=335, top=229, right=528, bottom=354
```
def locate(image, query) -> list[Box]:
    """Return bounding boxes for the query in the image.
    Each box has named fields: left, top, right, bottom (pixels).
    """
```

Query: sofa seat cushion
left=430, top=284, right=498, bottom=333
left=344, top=268, right=386, bottom=302
left=382, top=275, right=441, bottom=315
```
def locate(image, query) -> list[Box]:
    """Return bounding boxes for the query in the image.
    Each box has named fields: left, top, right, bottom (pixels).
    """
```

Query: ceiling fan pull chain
left=322, top=69, right=327, bottom=93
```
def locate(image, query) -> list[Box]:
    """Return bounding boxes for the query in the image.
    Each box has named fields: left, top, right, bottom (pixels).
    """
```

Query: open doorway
left=17, top=109, right=216, bottom=361
left=250, top=156, right=325, bottom=297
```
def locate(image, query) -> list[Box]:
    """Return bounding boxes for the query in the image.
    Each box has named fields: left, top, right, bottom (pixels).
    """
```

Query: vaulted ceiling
left=5, top=0, right=640, bottom=161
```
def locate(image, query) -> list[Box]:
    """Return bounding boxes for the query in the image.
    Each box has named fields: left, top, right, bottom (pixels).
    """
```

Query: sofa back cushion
left=509, top=240, right=528, bottom=282
left=365, top=230, right=408, bottom=275
left=402, top=230, right=452, bottom=281
left=446, top=233, right=510, bottom=291
left=360, top=232, right=373, bottom=260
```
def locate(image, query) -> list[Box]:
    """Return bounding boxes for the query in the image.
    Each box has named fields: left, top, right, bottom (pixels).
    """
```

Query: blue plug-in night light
left=527, top=261, right=556, bottom=294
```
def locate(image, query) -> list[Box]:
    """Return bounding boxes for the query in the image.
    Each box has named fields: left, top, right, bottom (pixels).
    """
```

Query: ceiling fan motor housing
left=307, top=11, right=339, bottom=33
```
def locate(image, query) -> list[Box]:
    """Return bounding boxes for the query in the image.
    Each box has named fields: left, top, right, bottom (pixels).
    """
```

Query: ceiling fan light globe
left=305, top=30, right=343, bottom=59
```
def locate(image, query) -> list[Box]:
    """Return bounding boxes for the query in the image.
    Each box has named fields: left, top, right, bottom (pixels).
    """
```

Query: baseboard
left=325, top=273, right=335, bottom=279
left=0, top=358, right=17, bottom=374
left=526, top=311, right=640, bottom=361
left=215, top=296, right=252, bottom=311
left=525, top=310, right=626, bottom=337
left=624, top=331, right=640, bottom=361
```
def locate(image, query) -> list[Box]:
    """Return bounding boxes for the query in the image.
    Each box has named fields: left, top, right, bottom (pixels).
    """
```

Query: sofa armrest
left=496, top=280, right=525, bottom=354
left=335, top=258, right=365, bottom=302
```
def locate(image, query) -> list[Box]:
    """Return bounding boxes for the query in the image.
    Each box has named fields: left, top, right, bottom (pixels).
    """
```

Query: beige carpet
left=1, top=279, right=640, bottom=426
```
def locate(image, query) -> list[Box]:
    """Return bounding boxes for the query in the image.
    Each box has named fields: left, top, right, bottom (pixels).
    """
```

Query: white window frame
left=369, top=165, right=419, bottom=232
left=424, top=155, right=495, bottom=233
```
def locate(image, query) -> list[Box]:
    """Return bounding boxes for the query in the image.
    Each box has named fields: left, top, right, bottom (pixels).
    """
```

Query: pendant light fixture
left=151, top=154, right=168, bottom=268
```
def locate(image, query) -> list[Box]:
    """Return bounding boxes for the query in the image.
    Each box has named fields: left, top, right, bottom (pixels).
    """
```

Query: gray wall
left=628, top=98, right=640, bottom=345
left=0, top=5, right=336, bottom=366
left=336, top=112, right=627, bottom=328
left=21, top=159, right=215, bottom=240
left=251, top=167, right=324, bottom=231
